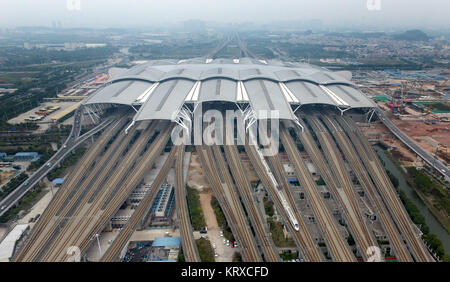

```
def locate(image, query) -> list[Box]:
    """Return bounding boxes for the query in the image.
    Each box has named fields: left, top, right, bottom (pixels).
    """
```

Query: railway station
left=6, top=59, right=435, bottom=262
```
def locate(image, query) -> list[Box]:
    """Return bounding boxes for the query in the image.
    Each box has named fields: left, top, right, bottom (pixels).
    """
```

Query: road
left=376, top=109, right=449, bottom=181
left=16, top=121, right=172, bottom=261
left=0, top=109, right=113, bottom=217
left=44, top=122, right=171, bottom=262
left=15, top=117, right=129, bottom=261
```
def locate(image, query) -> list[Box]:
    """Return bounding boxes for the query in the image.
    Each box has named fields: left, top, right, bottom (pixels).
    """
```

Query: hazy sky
left=0, top=0, right=449, bottom=29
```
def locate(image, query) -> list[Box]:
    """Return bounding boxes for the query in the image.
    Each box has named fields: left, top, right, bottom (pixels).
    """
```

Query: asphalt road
left=0, top=110, right=114, bottom=217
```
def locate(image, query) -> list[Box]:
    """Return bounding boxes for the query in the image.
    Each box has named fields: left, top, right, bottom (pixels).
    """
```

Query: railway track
left=21, top=122, right=148, bottom=261
left=34, top=121, right=138, bottom=261
left=280, top=124, right=355, bottom=261
left=17, top=121, right=171, bottom=261
left=174, top=146, right=200, bottom=262
left=44, top=122, right=173, bottom=261
left=337, top=116, right=433, bottom=262
left=298, top=115, right=377, bottom=260
left=101, top=144, right=180, bottom=262
left=223, top=145, right=280, bottom=262
left=196, top=145, right=262, bottom=262
left=243, top=141, right=323, bottom=262
left=320, top=114, right=413, bottom=262
left=15, top=117, right=128, bottom=261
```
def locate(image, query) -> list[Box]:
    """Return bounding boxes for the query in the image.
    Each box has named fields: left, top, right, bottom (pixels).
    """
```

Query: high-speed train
left=249, top=131, right=300, bottom=231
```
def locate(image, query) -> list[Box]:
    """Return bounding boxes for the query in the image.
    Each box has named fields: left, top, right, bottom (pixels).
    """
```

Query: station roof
left=14, top=152, right=39, bottom=157
left=52, top=178, right=65, bottom=185
left=152, top=237, right=181, bottom=247
left=84, top=58, right=375, bottom=122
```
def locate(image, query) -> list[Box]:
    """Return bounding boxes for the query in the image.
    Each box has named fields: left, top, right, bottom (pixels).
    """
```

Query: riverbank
left=374, top=145, right=450, bottom=259
left=382, top=146, right=450, bottom=234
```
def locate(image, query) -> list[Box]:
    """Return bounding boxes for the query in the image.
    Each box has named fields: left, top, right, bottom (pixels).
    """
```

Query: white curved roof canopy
left=84, top=58, right=375, bottom=122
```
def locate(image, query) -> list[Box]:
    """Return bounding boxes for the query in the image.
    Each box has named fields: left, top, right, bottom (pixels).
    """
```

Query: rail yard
left=2, top=57, right=439, bottom=263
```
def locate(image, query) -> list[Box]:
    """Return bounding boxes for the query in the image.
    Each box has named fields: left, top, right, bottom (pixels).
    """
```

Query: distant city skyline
left=0, top=0, right=449, bottom=30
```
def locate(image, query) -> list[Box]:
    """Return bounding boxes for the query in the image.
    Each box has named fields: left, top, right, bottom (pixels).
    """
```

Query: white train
left=249, top=132, right=300, bottom=231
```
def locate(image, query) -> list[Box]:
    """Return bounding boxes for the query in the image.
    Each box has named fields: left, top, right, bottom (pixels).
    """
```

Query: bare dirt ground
left=187, top=152, right=235, bottom=261
left=361, top=121, right=445, bottom=167
left=371, top=106, right=450, bottom=165
left=393, top=119, right=450, bottom=148
left=187, top=152, right=209, bottom=190
left=197, top=192, right=235, bottom=261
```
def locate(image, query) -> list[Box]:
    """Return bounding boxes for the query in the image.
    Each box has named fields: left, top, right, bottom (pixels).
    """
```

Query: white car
left=212, top=243, right=216, bottom=249
left=214, top=252, right=218, bottom=257
left=226, top=240, right=230, bottom=246
left=0, top=205, right=6, bottom=210
left=220, top=231, right=223, bottom=237
left=223, top=239, right=226, bottom=245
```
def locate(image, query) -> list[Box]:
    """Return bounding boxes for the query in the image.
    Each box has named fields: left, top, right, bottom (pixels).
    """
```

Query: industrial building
left=151, top=184, right=175, bottom=220
left=123, top=237, right=181, bottom=262
left=13, top=152, right=41, bottom=162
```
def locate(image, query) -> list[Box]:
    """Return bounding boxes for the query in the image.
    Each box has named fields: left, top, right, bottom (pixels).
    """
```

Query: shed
left=152, top=237, right=181, bottom=247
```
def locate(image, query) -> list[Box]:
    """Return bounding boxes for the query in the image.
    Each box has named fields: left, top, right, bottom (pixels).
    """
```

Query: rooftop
left=0, top=224, right=29, bottom=262
left=152, top=237, right=181, bottom=247
left=84, top=58, right=375, bottom=123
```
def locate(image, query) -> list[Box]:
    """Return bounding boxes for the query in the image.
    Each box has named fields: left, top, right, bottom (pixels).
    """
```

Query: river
left=374, top=145, right=450, bottom=253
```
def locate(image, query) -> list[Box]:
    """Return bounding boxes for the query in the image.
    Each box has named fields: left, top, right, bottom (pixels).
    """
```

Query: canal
left=374, top=145, right=450, bottom=253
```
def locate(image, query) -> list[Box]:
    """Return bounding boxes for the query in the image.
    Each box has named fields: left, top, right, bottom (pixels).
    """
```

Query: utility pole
left=95, top=233, right=102, bottom=256
left=50, top=183, right=55, bottom=198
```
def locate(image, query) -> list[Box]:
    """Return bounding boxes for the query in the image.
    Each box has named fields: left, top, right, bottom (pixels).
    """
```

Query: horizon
left=0, top=0, right=449, bottom=30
